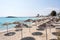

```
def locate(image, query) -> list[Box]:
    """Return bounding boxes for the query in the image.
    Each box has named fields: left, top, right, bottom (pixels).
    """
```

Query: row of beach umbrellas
left=1, top=19, right=43, bottom=39
left=2, top=18, right=57, bottom=40
left=2, top=21, right=30, bottom=36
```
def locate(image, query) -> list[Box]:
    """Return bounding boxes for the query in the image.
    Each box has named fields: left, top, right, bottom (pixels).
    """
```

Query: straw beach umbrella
left=2, top=22, right=12, bottom=33
left=24, top=22, right=32, bottom=32
left=12, top=21, right=21, bottom=31
left=13, top=21, right=28, bottom=38
left=22, top=22, right=31, bottom=33
left=15, top=24, right=23, bottom=38
left=23, top=23, right=29, bottom=28
left=2, top=22, right=15, bottom=36
left=37, top=25, right=45, bottom=31
left=15, top=24, right=22, bottom=31
left=13, top=21, right=23, bottom=38
left=13, top=21, right=20, bottom=24
left=13, top=21, right=24, bottom=38
left=24, top=19, right=32, bottom=32
left=24, top=19, right=33, bottom=22
left=32, top=20, right=38, bottom=26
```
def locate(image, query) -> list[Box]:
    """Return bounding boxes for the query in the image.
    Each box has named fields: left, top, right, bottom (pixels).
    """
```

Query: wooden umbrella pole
left=21, top=24, right=23, bottom=39
left=7, top=25, right=8, bottom=33
left=46, top=23, right=48, bottom=40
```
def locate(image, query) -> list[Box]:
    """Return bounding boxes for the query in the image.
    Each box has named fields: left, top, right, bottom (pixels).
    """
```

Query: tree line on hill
left=36, top=10, right=60, bottom=17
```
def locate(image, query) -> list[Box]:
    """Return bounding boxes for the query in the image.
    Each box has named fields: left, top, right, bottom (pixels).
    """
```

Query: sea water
left=0, top=17, right=40, bottom=31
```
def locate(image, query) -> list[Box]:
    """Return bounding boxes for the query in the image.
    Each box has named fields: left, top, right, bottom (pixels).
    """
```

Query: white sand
left=0, top=19, right=58, bottom=40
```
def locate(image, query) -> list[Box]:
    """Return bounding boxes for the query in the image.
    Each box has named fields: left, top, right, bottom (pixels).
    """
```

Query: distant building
left=36, top=14, right=40, bottom=17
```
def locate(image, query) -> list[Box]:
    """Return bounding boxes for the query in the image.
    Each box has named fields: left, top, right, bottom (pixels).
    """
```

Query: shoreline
left=0, top=28, right=15, bottom=32
left=0, top=17, right=58, bottom=40
left=0, top=18, right=50, bottom=33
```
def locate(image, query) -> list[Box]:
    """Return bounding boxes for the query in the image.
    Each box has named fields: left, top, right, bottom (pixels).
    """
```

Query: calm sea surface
left=0, top=17, right=41, bottom=31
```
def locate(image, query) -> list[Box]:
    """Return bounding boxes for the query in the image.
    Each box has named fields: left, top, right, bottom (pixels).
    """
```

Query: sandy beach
left=0, top=19, right=58, bottom=40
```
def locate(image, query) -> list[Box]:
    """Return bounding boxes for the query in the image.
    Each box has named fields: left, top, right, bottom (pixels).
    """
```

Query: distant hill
left=6, top=16, right=17, bottom=18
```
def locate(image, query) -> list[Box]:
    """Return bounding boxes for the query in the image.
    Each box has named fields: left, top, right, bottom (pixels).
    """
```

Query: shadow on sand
left=21, top=37, right=35, bottom=40
left=4, top=32, right=15, bottom=36
left=32, top=32, right=43, bottom=36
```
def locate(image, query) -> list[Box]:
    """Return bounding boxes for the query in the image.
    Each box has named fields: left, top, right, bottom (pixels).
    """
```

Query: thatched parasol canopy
left=12, top=21, right=21, bottom=24
left=38, top=23, right=46, bottom=28
left=37, top=19, right=41, bottom=22
left=15, top=24, right=21, bottom=28
left=32, top=20, right=37, bottom=23
left=23, top=24, right=29, bottom=28
left=24, top=19, right=33, bottom=22
left=2, top=22, right=12, bottom=26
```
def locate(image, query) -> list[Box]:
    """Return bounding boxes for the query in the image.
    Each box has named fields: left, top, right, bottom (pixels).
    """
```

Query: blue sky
left=0, top=0, right=60, bottom=17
